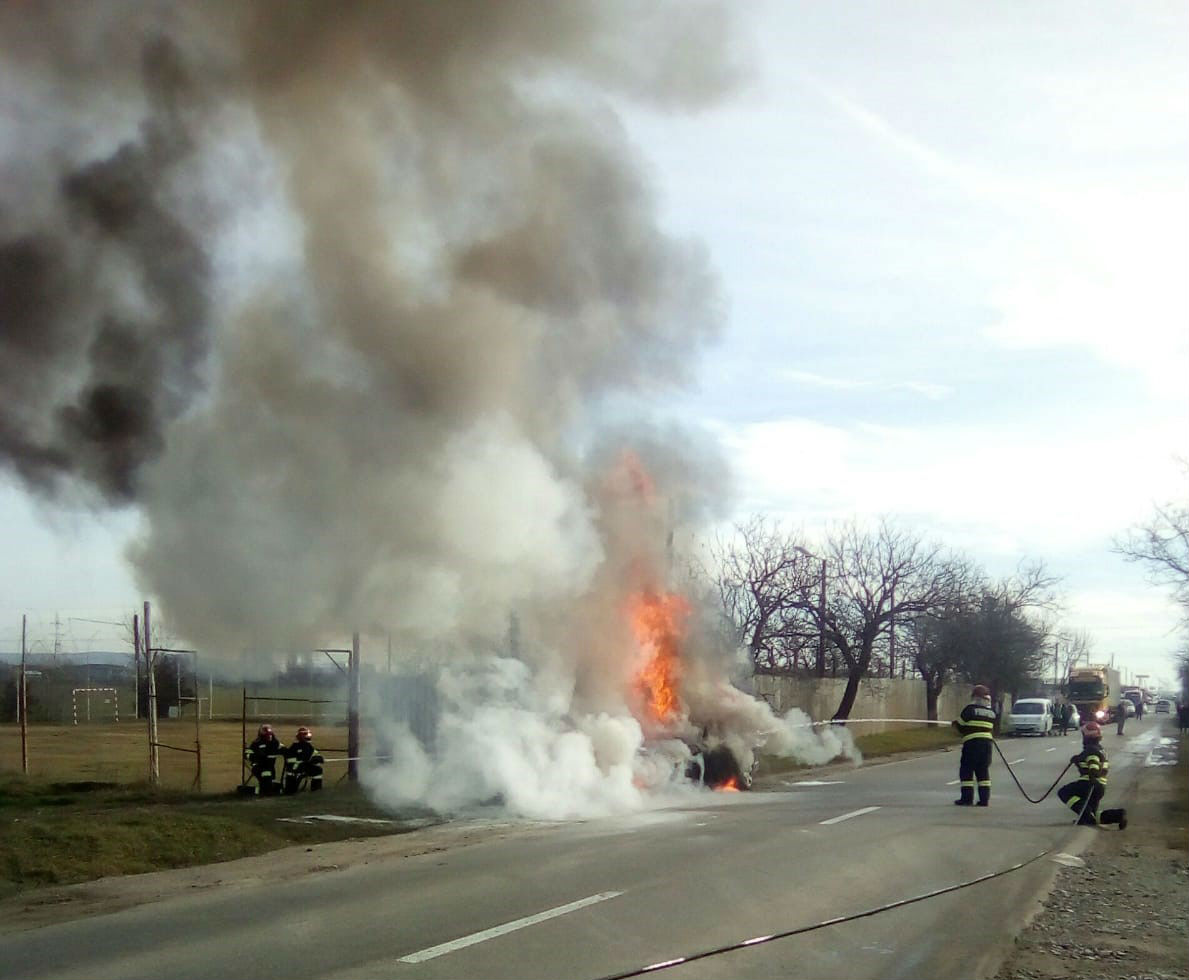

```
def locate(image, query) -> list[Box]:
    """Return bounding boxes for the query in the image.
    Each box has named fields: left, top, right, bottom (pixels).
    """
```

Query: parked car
left=1122, top=699, right=1136, bottom=717
left=1067, top=705, right=1081, bottom=730
left=1007, top=698, right=1054, bottom=736
left=1155, top=699, right=1172, bottom=714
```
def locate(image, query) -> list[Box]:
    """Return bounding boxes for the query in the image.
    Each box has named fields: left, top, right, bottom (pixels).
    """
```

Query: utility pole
left=144, top=601, right=159, bottom=785
left=348, top=632, right=360, bottom=782
left=19, top=614, right=28, bottom=775
left=888, top=582, right=896, bottom=679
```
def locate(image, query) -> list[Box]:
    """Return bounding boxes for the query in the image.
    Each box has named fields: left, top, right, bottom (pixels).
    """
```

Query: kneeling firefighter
left=1058, top=722, right=1127, bottom=828
left=284, top=726, right=324, bottom=794
left=952, top=684, right=996, bottom=806
left=244, top=724, right=283, bottom=796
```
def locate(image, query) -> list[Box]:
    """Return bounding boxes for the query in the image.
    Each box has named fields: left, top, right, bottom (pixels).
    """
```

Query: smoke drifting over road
left=2, top=3, right=856, bottom=816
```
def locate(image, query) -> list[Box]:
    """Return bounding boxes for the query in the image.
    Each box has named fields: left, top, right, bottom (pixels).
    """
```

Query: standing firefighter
left=952, top=684, right=996, bottom=806
left=1058, top=722, right=1128, bottom=828
left=244, top=724, right=283, bottom=796
left=284, top=726, right=324, bottom=794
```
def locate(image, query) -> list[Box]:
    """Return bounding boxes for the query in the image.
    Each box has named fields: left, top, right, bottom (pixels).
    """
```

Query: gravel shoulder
left=992, top=728, right=1189, bottom=980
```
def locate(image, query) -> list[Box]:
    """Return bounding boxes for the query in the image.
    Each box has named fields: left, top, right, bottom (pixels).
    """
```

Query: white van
left=1007, top=698, right=1054, bottom=736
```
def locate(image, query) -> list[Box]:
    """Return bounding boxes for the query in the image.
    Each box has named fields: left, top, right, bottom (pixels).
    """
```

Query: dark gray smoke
left=1, top=28, right=212, bottom=502
left=2, top=1, right=740, bottom=653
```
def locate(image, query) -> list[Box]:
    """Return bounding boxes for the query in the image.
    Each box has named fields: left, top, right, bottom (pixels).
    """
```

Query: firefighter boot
left=1100, top=808, right=1127, bottom=829
left=976, top=782, right=990, bottom=807
left=954, top=783, right=974, bottom=806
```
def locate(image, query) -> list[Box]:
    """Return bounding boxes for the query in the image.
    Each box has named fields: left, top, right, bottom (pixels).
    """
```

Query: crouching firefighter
left=244, top=724, right=283, bottom=796
left=952, top=684, right=996, bottom=806
left=1058, top=722, right=1128, bottom=829
left=284, top=726, right=324, bottom=794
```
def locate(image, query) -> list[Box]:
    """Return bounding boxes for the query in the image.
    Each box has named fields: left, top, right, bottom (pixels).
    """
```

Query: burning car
left=685, top=742, right=754, bottom=791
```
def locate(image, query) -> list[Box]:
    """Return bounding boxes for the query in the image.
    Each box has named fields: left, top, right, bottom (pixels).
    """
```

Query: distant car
left=1122, top=700, right=1136, bottom=717
left=1066, top=705, right=1080, bottom=730
left=1155, top=699, right=1171, bottom=714
left=1007, top=698, right=1054, bottom=736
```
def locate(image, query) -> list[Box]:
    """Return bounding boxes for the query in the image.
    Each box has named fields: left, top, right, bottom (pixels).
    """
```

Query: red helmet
left=1081, top=722, right=1101, bottom=738
left=971, top=684, right=990, bottom=699
left=258, top=724, right=274, bottom=739
left=296, top=726, right=313, bottom=742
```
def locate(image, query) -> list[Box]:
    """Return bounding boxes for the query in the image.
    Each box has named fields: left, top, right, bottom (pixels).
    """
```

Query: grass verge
left=0, top=774, right=437, bottom=898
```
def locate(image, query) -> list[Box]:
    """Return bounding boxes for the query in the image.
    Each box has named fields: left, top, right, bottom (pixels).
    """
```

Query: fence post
left=348, top=633, right=360, bottom=782
left=241, top=686, right=247, bottom=786
left=20, top=614, right=28, bottom=775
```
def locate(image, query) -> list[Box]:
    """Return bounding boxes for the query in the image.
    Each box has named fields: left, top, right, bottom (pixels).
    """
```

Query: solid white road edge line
left=820, top=806, right=881, bottom=826
left=398, top=891, right=623, bottom=963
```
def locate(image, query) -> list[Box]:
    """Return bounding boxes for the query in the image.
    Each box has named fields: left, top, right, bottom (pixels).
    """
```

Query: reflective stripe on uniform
left=962, top=731, right=993, bottom=741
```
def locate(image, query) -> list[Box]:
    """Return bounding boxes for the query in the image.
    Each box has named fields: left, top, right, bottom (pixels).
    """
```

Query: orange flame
left=716, top=777, right=741, bottom=793
left=628, top=589, right=689, bottom=726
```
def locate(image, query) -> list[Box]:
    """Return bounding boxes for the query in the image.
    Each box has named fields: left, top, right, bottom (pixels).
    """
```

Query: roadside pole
left=348, top=632, right=360, bottom=782
left=144, top=601, right=160, bottom=785
left=19, top=614, right=28, bottom=775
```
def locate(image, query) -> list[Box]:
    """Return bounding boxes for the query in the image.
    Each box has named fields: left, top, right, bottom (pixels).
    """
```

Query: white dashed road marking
left=398, top=892, right=623, bottom=963
left=820, top=806, right=881, bottom=826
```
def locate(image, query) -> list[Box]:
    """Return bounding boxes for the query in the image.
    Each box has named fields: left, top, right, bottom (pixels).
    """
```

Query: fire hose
left=802, top=717, right=1077, bottom=808
left=595, top=724, right=1089, bottom=979
left=594, top=849, right=1053, bottom=980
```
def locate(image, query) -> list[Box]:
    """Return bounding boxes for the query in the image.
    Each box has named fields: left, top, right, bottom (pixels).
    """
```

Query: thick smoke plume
left=2, top=2, right=855, bottom=817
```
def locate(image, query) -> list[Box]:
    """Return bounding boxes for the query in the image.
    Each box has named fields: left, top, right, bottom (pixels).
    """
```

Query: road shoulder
left=991, top=729, right=1189, bottom=980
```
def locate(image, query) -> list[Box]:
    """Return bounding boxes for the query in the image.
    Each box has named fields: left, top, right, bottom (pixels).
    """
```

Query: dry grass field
left=0, top=720, right=357, bottom=793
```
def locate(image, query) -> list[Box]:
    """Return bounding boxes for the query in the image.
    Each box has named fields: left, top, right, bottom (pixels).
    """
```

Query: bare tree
left=1114, top=468, right=1189, bottom=623
left=1056, top=627, right=1095, bottom=679
left=710, top=517, right=820, bottom=673
left=807, top=519, right=972, bottom=720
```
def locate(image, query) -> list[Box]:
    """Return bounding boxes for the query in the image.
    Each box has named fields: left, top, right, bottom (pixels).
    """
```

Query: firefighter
left=244, top=724, right=283, bottom=796
left=284, top=726, right=324, bottom=794
left=1058, top=722, right=1127, bottom=828
left=952, top=683, right=996, bottom=806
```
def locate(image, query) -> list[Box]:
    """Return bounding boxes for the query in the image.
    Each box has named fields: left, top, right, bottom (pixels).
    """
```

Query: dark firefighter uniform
left=1058, top=725, right=1128, bottom=828
left=952, top=686, right=996, bottom=806
left=283, top=727, right=324, bottom=794
left=244, top=726, right=283, bottom=796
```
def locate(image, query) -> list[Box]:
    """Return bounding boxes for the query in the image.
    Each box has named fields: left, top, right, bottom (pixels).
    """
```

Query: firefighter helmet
left=1081, top=722, right=1101, bottom=738
left=258, top=724, right=273, bottom=739
left=971, top=684, right=990, bottom=699
left=296, top=726, right=313, bottom=742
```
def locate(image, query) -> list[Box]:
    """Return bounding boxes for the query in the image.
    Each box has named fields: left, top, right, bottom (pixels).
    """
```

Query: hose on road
left=593, top=848, right=1053, bottom=980
left=992, top=740, right=1072, bottom=804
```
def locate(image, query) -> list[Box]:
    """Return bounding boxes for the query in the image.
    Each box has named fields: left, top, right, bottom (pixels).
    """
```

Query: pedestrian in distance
left=952, top=683, right=996, bottom=807
left=244, top=723, right=283, bottom=796
left=1116, top=697, right=1127, bottom=736
left=284, top=726, right=325, bottom=794
left=1059, top=700, right=1073, bottom=736
left=1058, top=722, right=1127, bottom=829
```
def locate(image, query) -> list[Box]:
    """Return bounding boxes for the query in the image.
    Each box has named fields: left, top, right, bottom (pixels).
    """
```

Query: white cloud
left=780, top=369, right=953, bottom=401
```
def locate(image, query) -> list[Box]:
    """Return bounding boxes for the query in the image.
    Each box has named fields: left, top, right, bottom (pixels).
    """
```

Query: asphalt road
left=0, top=719, right=1162, bottom=980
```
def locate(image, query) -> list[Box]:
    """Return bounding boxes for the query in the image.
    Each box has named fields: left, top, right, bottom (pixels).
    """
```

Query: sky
left=2, top=1, right=1186, bottom=692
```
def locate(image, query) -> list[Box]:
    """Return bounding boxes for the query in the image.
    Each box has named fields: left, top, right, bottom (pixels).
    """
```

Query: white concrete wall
left=750, top=675, right=968, bottom=732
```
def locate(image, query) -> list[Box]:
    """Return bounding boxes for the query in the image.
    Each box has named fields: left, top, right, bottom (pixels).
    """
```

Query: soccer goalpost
left=72, top=687, right=119, bottom=725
